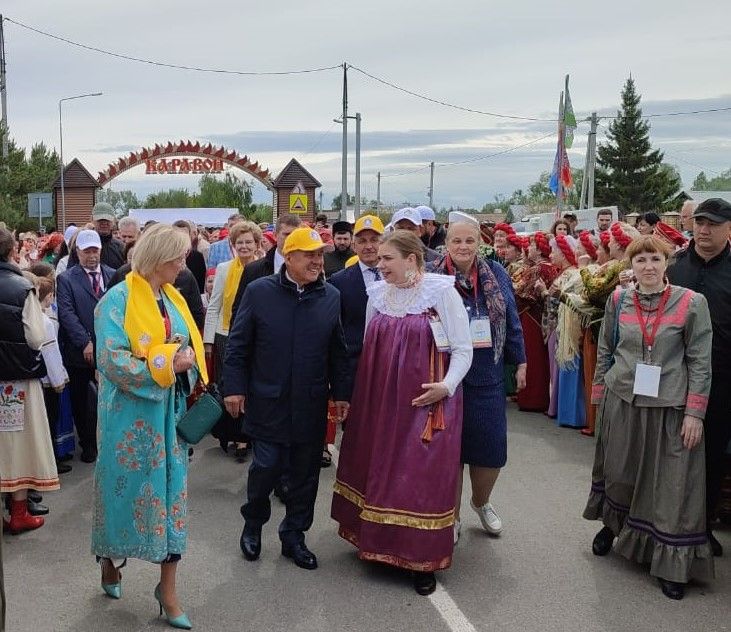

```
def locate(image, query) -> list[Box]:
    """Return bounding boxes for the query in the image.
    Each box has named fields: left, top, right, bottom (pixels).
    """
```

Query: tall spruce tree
left=595, top=77, right=680, bottom=214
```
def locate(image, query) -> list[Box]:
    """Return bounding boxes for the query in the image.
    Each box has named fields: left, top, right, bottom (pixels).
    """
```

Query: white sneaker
left=453, top=519, right=461, bottom=545
left=470, top=499, right=502, bottom=535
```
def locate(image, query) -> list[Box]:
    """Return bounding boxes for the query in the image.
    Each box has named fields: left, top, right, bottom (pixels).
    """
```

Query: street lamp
left=59, top=92, right=102, bottom=230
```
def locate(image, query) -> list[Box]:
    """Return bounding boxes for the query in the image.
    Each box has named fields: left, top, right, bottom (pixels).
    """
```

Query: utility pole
left=0, top=15, right=8, bottom=160
left=554, top=90, right=565, bottom=217
left=376, top=171, right=381, bottom=211
left=354, top=112, right=361, bottom=217
left=428, top=161, right=435, bottom=209
left=586, top=112, right=598, bottom=209
left=340, top=63, right=348, bottom=221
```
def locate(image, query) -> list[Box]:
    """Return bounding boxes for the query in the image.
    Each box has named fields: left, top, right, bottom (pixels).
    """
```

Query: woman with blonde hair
left=332, top=229, right=472, bottom=595
left=203, top=220, right=262, bottom=457
left=92, top=223, right=207, bottom=629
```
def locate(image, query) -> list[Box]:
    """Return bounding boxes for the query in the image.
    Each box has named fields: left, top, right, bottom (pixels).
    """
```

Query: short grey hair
left=118, top=216, right=140, bottom=232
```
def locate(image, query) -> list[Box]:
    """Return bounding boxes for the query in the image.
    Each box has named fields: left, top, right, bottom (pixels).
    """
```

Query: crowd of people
left=0, top=196, right=730, bottom=629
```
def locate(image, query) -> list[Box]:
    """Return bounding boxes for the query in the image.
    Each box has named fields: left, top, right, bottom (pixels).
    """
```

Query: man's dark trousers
left=67, top=367, right=97, bottom=455
left=241, top=437, right=324, bottom=546
left=705, top=379, right=731, bottom=522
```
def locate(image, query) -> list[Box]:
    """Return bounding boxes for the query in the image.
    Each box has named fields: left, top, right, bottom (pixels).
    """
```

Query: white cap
left=391, top=207, right=422, bottom=227
left=75, top=229, right=102, bottom=251
left=415, top=205, right=436, bottom=221
left=63, top=225, right=79, bottom=245
left=448, top=211, right=479, bottom=227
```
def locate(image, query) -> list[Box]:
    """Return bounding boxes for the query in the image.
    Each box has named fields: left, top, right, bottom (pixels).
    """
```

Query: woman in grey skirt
left=583, top=235, right=714, bottom=600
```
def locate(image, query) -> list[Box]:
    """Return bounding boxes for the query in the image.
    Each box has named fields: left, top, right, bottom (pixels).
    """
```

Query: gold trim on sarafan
left=333, top=480, right=454, bottom=530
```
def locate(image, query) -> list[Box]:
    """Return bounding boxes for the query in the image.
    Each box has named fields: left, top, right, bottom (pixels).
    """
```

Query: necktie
left=368, top=267, right=381, bottom=281
left=89, top=271, right=100, bottom=297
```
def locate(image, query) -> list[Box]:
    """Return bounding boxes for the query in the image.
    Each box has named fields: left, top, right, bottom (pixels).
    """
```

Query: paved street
left=4, top=404, right=730, bottom=632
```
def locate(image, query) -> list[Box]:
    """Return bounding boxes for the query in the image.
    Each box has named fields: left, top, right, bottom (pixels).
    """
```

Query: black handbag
left=176, top=382, right=224, bottom=444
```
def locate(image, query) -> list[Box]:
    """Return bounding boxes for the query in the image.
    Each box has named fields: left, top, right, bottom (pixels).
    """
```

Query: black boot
left=709, top=532, right=723, bottom=557
left=413, top=571, right=437, bottom=596
left=658, top=578, right=685, bottom=600
left=592, top=526, right=614, bottom=556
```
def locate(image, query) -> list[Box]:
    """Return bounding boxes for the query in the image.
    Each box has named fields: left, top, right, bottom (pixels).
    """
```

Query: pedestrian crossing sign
left=289, top=194, right=308, bottom=214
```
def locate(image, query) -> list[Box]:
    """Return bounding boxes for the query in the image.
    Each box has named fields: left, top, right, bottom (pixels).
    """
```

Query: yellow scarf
left=124, top=271, right=209, bottom=387
left=221, top=257, right=244, bottom=332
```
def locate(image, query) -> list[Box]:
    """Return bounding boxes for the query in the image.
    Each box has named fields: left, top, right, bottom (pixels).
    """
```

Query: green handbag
left=176, top=382, right=224, bottom=445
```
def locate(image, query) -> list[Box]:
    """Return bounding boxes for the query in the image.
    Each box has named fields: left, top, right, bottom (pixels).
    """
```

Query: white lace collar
left=367, top=273, right=456, bottom=317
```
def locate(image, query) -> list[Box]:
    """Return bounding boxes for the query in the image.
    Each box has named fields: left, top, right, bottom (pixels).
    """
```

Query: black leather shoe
left=240, top=527, right=261, bottom=561
left=592, top=526, right=614, bottom=556
left=658, top=578, right=685, bottom=600
left=57, top=453, right=73, bottom=462
left=281, top=541, right=318, bottom=570
left=27, top=491, right=43, bottom=503
left=413, top=571, right=437, bottom=596
left=27, top=499, right=49, bottom=516
left=80, top=450, right=97, bottom=464
left=56, top=461, right=72, bottom=474
left=709, top=532, right=723, bottom=557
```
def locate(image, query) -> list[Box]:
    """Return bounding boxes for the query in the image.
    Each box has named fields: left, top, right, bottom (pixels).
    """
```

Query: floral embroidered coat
left=91, top=282, right=194, bottom=562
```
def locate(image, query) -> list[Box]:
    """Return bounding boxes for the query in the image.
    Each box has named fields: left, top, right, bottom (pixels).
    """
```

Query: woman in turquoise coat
left=92, top=224, right=207, bottom=630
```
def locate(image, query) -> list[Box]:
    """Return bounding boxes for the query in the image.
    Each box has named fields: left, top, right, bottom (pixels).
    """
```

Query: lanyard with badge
left=452, top=262, right=492, bottom=349
left=631, top=286, right=670, bottom=398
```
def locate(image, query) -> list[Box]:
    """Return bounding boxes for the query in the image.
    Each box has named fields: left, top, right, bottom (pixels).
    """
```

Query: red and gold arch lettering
left=96, top=140, right=273, bottom=188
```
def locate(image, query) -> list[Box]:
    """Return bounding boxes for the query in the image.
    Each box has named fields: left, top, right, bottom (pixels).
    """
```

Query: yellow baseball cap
left=354, top=215, right=385, bottom=236
left=282, top=227, right=327, bottom=255
left=345, top=254, right=360, bottom=268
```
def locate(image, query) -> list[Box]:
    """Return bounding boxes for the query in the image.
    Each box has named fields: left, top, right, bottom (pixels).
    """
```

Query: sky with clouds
left=3, top=0, right=730, bottom=209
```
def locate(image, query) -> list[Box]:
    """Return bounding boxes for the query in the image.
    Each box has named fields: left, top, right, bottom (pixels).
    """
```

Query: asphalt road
left=3, top=404, right=730, bottom=632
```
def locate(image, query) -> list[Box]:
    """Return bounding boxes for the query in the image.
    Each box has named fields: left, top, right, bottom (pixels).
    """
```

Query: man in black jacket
left=230, top=214, right=301, bottom=319
left=223, top=227, right=350, bottom=571
left=91, top=203, right=126, bottom=270
left=667, top=197, right=731, bottom=558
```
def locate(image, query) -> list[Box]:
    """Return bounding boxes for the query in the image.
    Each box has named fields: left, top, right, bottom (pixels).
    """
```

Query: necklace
left=383, top=280, right=423, bottom=316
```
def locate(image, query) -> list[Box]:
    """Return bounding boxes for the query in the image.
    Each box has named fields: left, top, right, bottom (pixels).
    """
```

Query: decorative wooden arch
left=96, top=140, right=274, bottom=188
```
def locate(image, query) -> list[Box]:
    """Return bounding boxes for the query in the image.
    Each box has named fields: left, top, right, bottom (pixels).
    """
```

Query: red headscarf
left=494, top=223, right=515, bottom=236
left=554, top=234, right=577, bottom=267
left=206, top=267, right=217, bottom=278
left=533, top=231, right=551, bottom=258
left=653, top=222, right=687, bottom=248
left=506, top=233, right=525, bottom=251
left=598, top=230, right=611, bottom=251
left=579, top=231, right=598, bottom=261
left=610, top=222, right=633, bottom=250
left=262, top=231, right=277, bottom=246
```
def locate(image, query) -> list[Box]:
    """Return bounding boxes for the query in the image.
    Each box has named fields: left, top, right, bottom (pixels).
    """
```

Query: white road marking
left=329, top=443, right=477, bottom=632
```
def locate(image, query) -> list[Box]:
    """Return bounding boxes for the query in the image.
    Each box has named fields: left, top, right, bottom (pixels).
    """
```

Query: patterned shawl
left=431, top=254, right=507, bottom=363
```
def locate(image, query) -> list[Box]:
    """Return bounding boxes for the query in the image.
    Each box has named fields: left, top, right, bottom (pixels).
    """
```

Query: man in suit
left=57, top=230, right=114, bottom=463
left=329, top=214, right=384, bottom=389
left=91, top=203, right=126, bottom=270
left=223, top=227, right=350, bottom=571
left=230, top=213, right=301, bottom=319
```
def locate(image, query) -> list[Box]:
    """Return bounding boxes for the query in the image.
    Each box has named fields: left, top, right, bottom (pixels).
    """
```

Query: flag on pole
left=549, top=144, right=573, bottom=197
left=563, top=79, right=577, bottom=148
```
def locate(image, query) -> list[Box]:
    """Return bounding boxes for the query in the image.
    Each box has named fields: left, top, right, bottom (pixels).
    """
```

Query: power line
left=299, top=121, right=337, bottom=159
left=349, top=64, right=556, bottom=122
left=380, top=164, right=433, bottom=179
left=3, top=17, right=342, bottom=76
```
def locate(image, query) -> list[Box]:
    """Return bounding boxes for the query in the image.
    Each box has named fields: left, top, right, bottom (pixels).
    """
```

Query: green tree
left=691, top=168, right=731, bottom=191
left=595, top=77, right=680, bottom=213
left=96, top=189, right=141, bottom=217
left=0, top=135, right=60, bottom=232
left=197, top=172, right=254, bottom=214
left=143, top=188, right=196, bottom=208
left=331, top=193, right=355, bottom=211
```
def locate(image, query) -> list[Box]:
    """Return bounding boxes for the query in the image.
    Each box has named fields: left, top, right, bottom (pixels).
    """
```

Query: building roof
left=272, top=158, right=321, bottom=189
left=680, top=190, right=731, bottom=203
left=51, top=158, right=100, bottom=189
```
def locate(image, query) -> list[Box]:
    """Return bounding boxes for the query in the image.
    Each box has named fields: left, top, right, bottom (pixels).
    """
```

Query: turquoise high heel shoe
left=99, top=558, right=125, bottom=599
left=154, top=584, right=192, bottom=630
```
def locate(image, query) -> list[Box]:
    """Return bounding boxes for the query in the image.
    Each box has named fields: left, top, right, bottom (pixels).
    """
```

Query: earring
left=405, top=269, right=416, bottom=283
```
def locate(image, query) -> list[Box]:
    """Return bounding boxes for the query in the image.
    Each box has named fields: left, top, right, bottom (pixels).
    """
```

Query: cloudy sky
left=4, top=0, right=730, bottom=208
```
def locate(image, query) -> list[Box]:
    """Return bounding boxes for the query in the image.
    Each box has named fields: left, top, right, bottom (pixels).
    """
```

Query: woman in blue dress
left=92, top=224, right=207, bottom=630
left=431, top=212, right=526, bottom=542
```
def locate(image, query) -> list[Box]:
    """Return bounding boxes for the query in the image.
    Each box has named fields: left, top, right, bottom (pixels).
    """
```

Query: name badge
left=633, top=363, right=661, bottom=398
left=469, top=317, right=492, bottom=348
left=429, top=317, right=451, bottom=352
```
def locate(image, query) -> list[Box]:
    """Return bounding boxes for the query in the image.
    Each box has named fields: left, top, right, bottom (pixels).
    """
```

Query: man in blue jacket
left=223, top=227, right=350, bottom=570
left=57, top=230, right=114, bottom=463
left=329, top=214, right=384, bottom=390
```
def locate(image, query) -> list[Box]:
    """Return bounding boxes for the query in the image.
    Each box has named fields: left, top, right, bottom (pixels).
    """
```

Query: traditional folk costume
left=584, top=285, right=714, bottom=583
left=432, top=254, right=525, bottom=468
left=332, top=274, right=472, bottom=571
left=514, top=257, right=558, bottom=412
left=502, top=260, right=524, bottom=396
left=92, top=272, right=205, bottom=562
